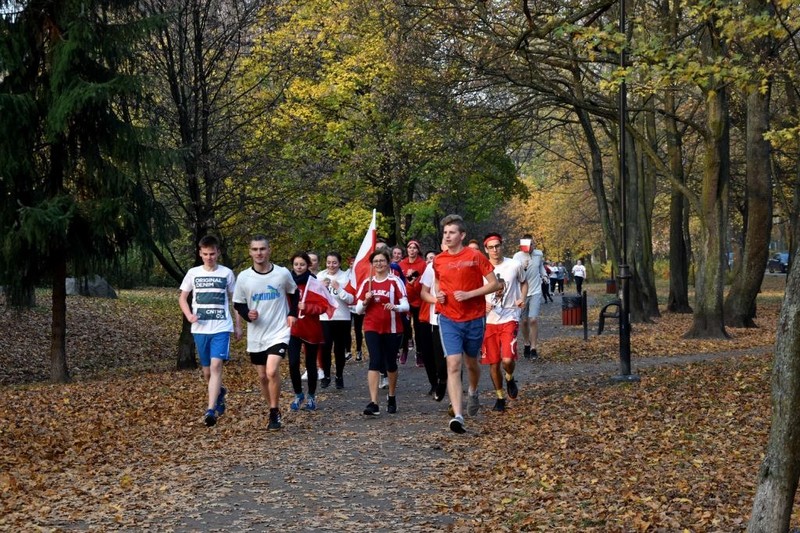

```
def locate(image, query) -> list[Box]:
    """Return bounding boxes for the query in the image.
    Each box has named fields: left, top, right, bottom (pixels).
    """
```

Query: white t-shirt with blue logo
left=180, top=265, right=236, bottom=334
left=233, top=265, right=297, bottom=353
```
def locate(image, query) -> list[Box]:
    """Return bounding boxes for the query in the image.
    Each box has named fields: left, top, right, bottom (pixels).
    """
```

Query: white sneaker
left=380, top=376, right=389, bottom=389
left=317, top=368, right=325, bottom=380
left=301, top=370, right=308, bottom=381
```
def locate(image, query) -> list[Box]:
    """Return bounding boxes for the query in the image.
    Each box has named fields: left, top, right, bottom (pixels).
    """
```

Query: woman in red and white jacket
left=354, top=249, right=409, bottom=416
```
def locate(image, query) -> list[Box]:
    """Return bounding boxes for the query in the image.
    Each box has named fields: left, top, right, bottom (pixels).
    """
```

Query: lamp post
left=614, top=0, right=639, bottom=383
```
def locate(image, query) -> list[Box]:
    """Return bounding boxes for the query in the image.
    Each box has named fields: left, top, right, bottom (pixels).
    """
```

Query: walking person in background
left=399, top=240, right=426, bottom=368
left=542, top=261, right=554, bottom=303
left=571, top=260, right=587, bottom=295
left=287, top=252, right=329, bottom=415
left=512, top=234, right=547, bottom=360
left=556, top=262, right=566, bottom=294
left=233, top=236, right=297, bottom=430
left=317, top=252, right=353, bottom=389
left=548, top=260, right=559, bottom=297
left=179, top=235, right=242, bottom=427
left=431, top=214, right=500, bottom=434
left=481, top=233, right=526, bottom=412
left=354, top=249, right=409, bottom=416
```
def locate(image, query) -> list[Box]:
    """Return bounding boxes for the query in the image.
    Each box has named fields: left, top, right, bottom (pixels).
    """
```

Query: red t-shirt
left=433, top=246, right=495, bottom=322
left=355, top=275, right=407, bottom=334
left=398, top=256, right=425, bottom=307
left=290, top=283, right=325, bottom=344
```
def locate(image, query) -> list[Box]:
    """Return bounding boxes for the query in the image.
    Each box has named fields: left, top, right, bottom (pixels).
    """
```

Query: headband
left=483, top=236, right=503, bottom=247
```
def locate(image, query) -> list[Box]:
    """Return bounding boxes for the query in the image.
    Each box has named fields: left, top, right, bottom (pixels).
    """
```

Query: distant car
left=768, top=252, right=789, bottom=273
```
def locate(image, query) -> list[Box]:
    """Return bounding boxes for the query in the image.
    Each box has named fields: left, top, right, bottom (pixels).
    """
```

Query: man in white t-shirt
left=179, top=235, right=242, bottom=427
left=233, top=236, right=297, bottom=430
left=511, top=233, right=547, bottom=360
left=482, top=233, right=527, bottom=412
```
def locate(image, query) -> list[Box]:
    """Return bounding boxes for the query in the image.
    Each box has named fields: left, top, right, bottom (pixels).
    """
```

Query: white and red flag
left=300, top=274, right=339, bottom=319
left=347, top=209, right=377, bottom=292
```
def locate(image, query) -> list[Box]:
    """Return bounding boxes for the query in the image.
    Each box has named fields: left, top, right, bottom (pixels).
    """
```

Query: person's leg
left=364, top=331, right=382, bottom=408
left=417, top=321, right=436, bottom=389
left=333, top=320, right=348, bottom=381
left=288, top=338, right=303, bottom=394
left=265, top=353, right=282, bottom=409
left=207, top=358, right=223, bottom=411
left=353, top=313, right=364, bottom=357
left=410, top=307, right=423, bottom=366
left=446, top=353, right=464, bottom=417
left=304, top=341, right=319, bottom=395
left=321, top=320, right=334, bottom=379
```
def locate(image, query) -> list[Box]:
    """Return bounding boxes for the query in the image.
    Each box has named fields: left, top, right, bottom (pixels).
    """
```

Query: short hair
left=326, top=251, right=342, bottom=263
left=522, top=233, right=533, bottom=240
left=250, top=235, right=269, bottom=246
left=375, top=242, right=389, bottom=252
left=440, top=214, right=466, bottom=233
left=198, top=235, right=220, bottom=249
left=290, top=251, right=312, bottom=267
left=468, top=238, right=479, bottom=245
left=483, top=232, right=503, bottom=245
left=370, top=249, right=391, bottom=263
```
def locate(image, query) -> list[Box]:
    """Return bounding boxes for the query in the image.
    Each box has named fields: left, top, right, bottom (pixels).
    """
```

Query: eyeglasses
left=372, top=259, right=388, bottom=264
left=486, top=244, right=502, bottom=250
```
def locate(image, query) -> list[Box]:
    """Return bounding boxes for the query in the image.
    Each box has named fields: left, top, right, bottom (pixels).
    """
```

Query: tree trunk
left=748, top=252, right=800, bottom=532
left=176, top=315, right=197, bottom=370
left=664, top=88, right=692, bottom=313
left=50, top=254, right=69, bottom=383
left=724, top=79, right=772, bottom=327
left=686, top=81, right=730, bottom=339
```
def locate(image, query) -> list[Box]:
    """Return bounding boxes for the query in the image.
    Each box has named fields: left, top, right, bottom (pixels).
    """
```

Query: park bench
left=598, top=300, right=621, bottom=335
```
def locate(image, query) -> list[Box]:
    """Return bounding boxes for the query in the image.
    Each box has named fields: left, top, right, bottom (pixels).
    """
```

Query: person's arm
left=517, top=280, right=528, bottom=307
left=386, top=296, right=410, bottom=313
left=420, top=284, right=437, bottom=304
left=179, top=290, right=197, bottom=323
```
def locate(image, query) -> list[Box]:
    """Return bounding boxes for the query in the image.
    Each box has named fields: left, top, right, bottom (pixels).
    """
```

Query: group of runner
left=179, top=214, right=547, bottom=434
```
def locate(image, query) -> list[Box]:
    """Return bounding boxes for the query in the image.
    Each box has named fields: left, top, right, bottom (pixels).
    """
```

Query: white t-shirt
left=180, top=265, right=236, bottom=334
left=419, top=262, right=439, bottom=327
left=485, top=257, right=526, bottom=324
left=512, top=249, right=546, bottom=296
left=316, top=268, right=353, bottom=321
left=233, top=265, right=297, bottom=352
left=572, top=264, right=587, bottom=278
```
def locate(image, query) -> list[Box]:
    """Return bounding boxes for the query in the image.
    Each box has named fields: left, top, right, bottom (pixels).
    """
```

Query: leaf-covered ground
left=0, top=277, right=794, bottom=531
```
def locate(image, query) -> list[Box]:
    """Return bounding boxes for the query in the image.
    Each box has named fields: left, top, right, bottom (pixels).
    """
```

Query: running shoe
left=415, top=355, right=423, bottom=368
left=467, top=391, right=480, bottom=416
left=320, top=377, right=332, bottom=388
left=304, top=395, right=317, bottom=411
left=400, top=350, right=408, bottom=365
left=531, top=349, right=539, bottom=361
left=492, top=398, right=506, bottom=412
left=506, top=378, right=519, bottom=400
left=434, top=382, right=447, bottom=402
left=449, top=415, right=466, bottom=434
left=380, top=376, right=389, bottom=389
left=355, top=351, right=363, bottom=362
left=363, top=402, right=380, bottom=416
left=290, top=393, right=304, bottom=411
left=317, top=368, right=325, bottom=380
left=204, top=409, right=217, bottom=427
left=335, top=376, right=344, bottom=389
left=523, top=345, right=531, bottom=359
left=268, top=409, right=282, bottom=430
left=345, top=352, right=352, bottom=361
left=301, top=370, right=308, bottom=381
left=215, top=385, right=227, bottom=416
left=387, top=395, right=397, bottom=414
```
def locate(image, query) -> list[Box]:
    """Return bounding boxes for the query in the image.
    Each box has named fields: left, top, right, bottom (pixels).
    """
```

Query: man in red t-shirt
left=428, top=214, right=500, bottom=434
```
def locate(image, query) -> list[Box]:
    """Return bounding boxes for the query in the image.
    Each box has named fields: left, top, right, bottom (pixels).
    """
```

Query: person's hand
left=515, top=298, right=525, bottom=308
left=331, top=279, right=340, bottom=290
left=453, top=290, right=469, bottom=302
left=248, top=309, right=259, bottom=321
left=436, top=292, right=446, bottom=304
left=383, top=302, right=396, bottom=311
left=187, top=314, right=198, bottom=323
left=485, top=302, right=493, bottom=313
left=287, top=316, right=297, bottom=327
left=298, top=301, right=305, bottom=311
left=364, top=291, right=373, bottom=303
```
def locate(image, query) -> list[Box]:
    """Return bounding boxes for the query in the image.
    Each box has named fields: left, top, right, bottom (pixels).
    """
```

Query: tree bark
left=50, top=254, right=69, bottom=383
left=724, top=81, right=772, bottom=327
left=748, top=251, right=800, bottom=532
left=176, top=315, right=197, bottom=370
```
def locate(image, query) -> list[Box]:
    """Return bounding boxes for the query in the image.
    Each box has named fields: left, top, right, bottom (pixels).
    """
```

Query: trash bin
left=606, top=279, right=617, bottom=294
left=562, top=296, right=583, bottom=326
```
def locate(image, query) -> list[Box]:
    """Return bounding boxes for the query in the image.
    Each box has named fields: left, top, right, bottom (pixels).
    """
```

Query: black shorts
left=249, top=343, right=289, bottom=365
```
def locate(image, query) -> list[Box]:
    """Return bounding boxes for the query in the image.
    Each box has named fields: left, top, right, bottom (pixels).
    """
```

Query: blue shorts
left=522, top=293, right=542, bottom=320
left=193, top=332, right=231, bottom=367
left=438, top=315, right=485, bottom=358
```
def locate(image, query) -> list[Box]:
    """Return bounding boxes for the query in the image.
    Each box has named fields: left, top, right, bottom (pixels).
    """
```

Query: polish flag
left=347, top=209, right=377, bottom=291
left=301, top=275, right=339, bottom=319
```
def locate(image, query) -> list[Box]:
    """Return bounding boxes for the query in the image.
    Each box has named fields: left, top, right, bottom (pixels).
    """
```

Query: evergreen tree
left=0, top=0, right=156, bottom=382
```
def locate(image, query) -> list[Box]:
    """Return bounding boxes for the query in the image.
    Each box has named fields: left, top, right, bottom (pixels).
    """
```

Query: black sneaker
left=204, top=409, right=217, bottom=427
left=387, top=395, right=397, bottom=414
left=531, top=349, right=539, bottom=360
left=355, top=351, right=363, bottom=362
left=345, top=352, right=352, bottom=361
left=363, top=402, right=380, bottom=416
left=268, top=409, right=282, bottom=431
left=523, top=345, right=531, bottom=359
left=335, top=376, right=344, bottom=389
left=215, top=386, right=227, bottom=417
left=434, top=382, right=447, bottom=402
left=320, top=377, right=332, bottom=388
left=426, top=385, right=435, bottom=396
left=506, top=378, right=519, bottom=400
left=492, top=398, right=506, bottom=412
left=449, top=415, right=466, bottom=434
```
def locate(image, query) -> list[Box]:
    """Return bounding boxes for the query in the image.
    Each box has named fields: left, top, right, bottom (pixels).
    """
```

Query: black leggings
left=352, top=313, right=364, bottom=353
left=417, top=321, right=438, bottom=388
left=289, top=337, right=319, bottom=395
left=431, top=325, right=446, bottom=385
left=322, top=320, right=351, bottom=379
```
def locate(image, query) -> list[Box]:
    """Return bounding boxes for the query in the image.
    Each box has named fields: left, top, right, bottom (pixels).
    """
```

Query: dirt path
left=157, top=294, right=768, bottom=532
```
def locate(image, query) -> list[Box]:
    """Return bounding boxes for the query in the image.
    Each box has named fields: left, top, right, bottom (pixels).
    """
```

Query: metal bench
left=598, top=300, right=621, bottom=335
